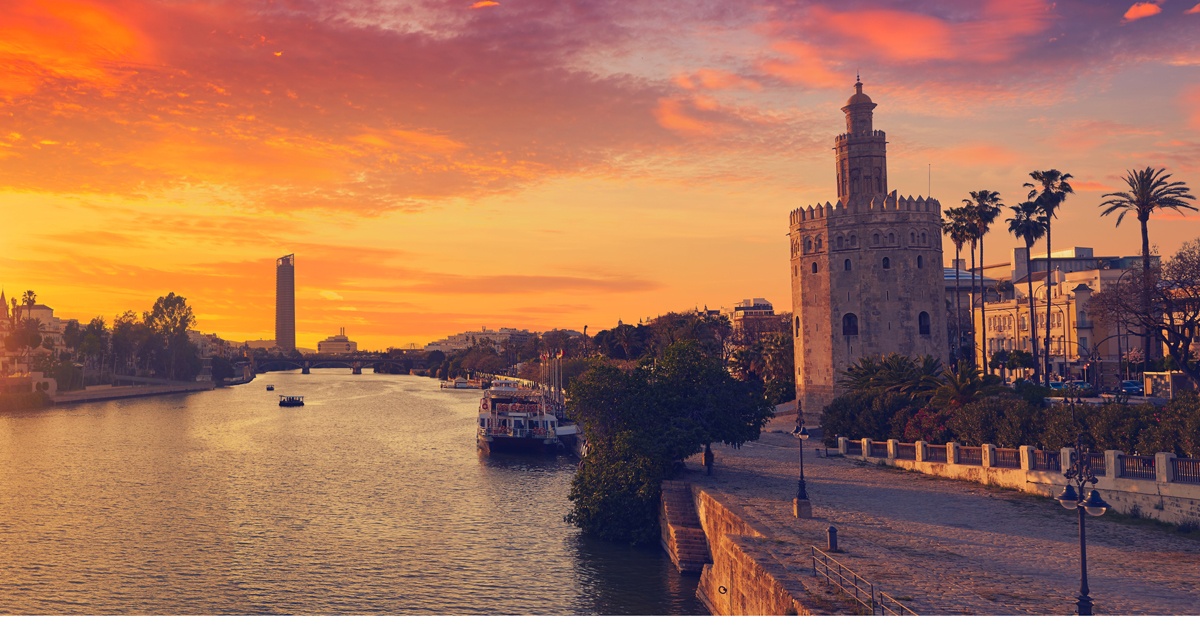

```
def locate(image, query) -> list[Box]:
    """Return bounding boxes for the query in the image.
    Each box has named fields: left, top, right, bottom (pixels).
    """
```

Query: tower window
left=882, top=257, right=891, bottom=269
left=795, top=316, right=800, bottom=337
left=811, top=262, right=818, bottom=274
left=844, top=259, right=852, bottom=271
left=921, top=232, right=927, bottom=245
left=910, top=232, right=916, bottom=244
left=850, top=235, right=858, bottom=247
left=815, top=235, right=823, bottom=251
left=919, top=311, right=931, bottom=335
left=888, top=233, right=895, bottom=245
left=804, top=238, right=812, bottom=253
left=842, top=313, right=859, bottom=336
left=873, top=233, right=880, bottom=245
left=837, top=236, right=844, bottom=248
left=917, top=255, right=924, bottom=269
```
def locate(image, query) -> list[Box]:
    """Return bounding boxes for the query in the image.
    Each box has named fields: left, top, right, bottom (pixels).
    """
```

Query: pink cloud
left=1185, top=86, right=1200, bottom=130
left=1188, top=3, right=1200, bottom=14
left=471, top=1, right=500, bottom=8
left=1123, top=2, right=1163, bottom=22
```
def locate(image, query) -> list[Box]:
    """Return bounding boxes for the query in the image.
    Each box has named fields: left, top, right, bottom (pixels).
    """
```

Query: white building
left=424, top=327, right=533, bottom=353
left=318, top=328, right=358, bottom=355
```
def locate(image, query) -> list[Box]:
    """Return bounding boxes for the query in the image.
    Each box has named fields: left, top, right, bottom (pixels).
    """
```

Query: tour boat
left=441, top=376, right=472, bottom=390
left=279, top=395, right=304, bottom=407
left=266, top=384, right=275, bottom=391
left=476, top=380, right=562, bottom=454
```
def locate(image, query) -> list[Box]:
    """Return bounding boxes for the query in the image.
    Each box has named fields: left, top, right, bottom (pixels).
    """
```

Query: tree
left=565, top=341, right=770, bottom=544
left=1091, top=239, right=1200, bottom=387
left=143, top=293, right=197, bottom=380
left=1025, top=169, right=1073, bottom=385
left=943, top=207, right=974, bottom=366
left=1100, top=166, right=1197, bottom=362
left=929, top=364, right=1004, bottom=411
left=1006, top=201, right=1047, bottom=383
left=964, top=190, right=1003, bottom=368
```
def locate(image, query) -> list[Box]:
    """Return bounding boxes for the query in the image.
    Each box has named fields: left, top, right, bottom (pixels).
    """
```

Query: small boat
left=279, top=395, right=304, bottom=407
left=266, top=384, right=275, bottom=391
left=440, top=376, right=473, bottom=389
left=476, top=380, right=561, bottom=455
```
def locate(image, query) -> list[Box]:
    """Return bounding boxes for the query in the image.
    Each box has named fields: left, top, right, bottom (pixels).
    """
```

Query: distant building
left=424, top=327, right=534, bottom=353
left=244, top=339, right=277, bottom=351
left=275, top=254, right=296, bottom=353
left=788, top=80, right=947, bottom=417
left=729, top=298, right=788, bottom=338
left=318, top=328, right=358, bottom=355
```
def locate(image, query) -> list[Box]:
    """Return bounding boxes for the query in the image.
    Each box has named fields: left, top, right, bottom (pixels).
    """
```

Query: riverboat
left=441, top=377, right=473, bottom=390
left=476, top=380, right=562, bottom=454
left=279, top=395, right=304, bottom=407
left=266, top=384, right=275, bottom=391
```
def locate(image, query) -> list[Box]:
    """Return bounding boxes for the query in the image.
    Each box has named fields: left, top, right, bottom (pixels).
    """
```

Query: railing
left=896, top=443, right=916, bottom=460
left=812, top=546, right=874, bottom=614
left=811, top=546, right=918, bottom=616
left=994, top=448, right=1021, bottom=469
left=878, top=591, right=918, bottom=616
left=1085, top=452, right=1106, bottom=477
left=925, top=445, right=947, bottom=463
left=1119, top=455, right=1156, bottom=480
left=1033, top=450, right=1061, bottom=472
left=1173, top=457, right=1200, bottom=484
left=869, top=441, right=889, bottom=458
left=958, top=446, right=983, bottom=466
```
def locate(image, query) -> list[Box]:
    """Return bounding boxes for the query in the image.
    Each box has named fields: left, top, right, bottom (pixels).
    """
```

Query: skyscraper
left=276, top=254, right=296, bottom=352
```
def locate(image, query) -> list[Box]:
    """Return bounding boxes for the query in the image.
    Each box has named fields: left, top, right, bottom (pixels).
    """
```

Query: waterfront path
left=684, top=422, right=1200, bottom=615
left=50, top=381, right=213, bottom=404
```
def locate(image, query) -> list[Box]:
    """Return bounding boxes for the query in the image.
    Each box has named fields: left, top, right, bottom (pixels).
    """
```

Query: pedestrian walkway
left=685, top=430, right=1200, bottom=615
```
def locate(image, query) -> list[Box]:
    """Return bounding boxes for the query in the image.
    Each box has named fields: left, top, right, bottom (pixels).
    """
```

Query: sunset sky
left=2, top=0, right=1199, bottom=350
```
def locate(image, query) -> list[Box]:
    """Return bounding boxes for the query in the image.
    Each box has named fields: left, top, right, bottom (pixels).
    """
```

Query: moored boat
left=266, top=384, right=275, bottom=391
left=279, top=395, right=304, bottom=407
left=476, top=380, right=560, bottom=454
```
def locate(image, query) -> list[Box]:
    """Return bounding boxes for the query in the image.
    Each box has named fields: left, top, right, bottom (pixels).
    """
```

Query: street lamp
left=791, top=420, right=812, bottom=518
left=1055, top=388, right=1111, bottom=616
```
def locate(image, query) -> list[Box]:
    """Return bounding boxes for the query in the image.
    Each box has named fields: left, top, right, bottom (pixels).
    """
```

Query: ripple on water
left=0, top=372, right=704, bottom=615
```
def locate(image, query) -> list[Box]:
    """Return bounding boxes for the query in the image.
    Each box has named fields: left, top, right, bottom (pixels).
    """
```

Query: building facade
left=317, top=328, right=358, bottom=355
left=275, top=254, right=296, bottom=353
left=729, top=298, right=788, bottom=339
left=789, top=81, right=948, bottom=416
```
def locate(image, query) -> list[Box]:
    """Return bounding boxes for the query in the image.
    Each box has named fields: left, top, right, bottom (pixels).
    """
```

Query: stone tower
left=789, top=80, right=948, bottom=417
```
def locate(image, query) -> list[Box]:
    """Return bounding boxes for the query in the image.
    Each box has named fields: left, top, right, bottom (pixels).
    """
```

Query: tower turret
left=834, top=79, right=888, bottom=206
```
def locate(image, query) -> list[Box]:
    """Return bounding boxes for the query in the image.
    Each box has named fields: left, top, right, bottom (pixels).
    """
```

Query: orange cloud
left=0, top=0, right=153, bottom=96
left=471, top=1, right=500, bottom=8
left=673, top=69, right=761, bottom=92
left=654, top=97, right=720, bottom=136
left=1123, top=2, right=1163, bottom=22
left=758, top=41, right=844, bottom=89
left=1185, top=86, right=1200, bottom=130
left=1188, top=3, right=1200, bottom=14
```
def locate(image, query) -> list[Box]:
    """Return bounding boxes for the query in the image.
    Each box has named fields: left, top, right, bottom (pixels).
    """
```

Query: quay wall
left=51, top=382, right=214, bottom=405
left=691, top=488, right=811, bottom=616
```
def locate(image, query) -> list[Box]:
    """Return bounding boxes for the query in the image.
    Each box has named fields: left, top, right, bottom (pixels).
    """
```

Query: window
left=888, top=233, right=895, bottom=244
left=844, top=259, right=852, bottom=271
left=811, top=262, right=818, bottom=274
left=805, top=238, right=812, bottom=253
left=910, top=232, right=916, bottom=244
left=837, top=236, right=844, bottom=248
left=873, top=233, right=880, bottom=245
left=850, top=235, right=858, bottom=247
left=919, top=312, right=931, bottom=335
left=917, top=255, right=924, bottom=269
left=921, top=232, right=927, bottom=245
left=479, top=419, right=486, bottom=428
left=882, top=257, right=891, bottom=269
left=795, top=316, right=800, bottom=337
left=815, top=235, right=823, bottom=251
left=842, top=313, right=859, bottom=336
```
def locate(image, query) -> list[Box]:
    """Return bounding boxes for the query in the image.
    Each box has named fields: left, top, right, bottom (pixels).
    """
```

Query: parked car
left=1119, top=380, right=1144, bottom=395
left=1048, top=381, right=1065, bottom=390
left=1071, top=382, right=1093, bottom=392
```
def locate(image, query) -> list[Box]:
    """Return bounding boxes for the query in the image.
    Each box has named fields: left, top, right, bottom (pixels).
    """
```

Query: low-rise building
left=424, top=327, right=534, bottom=353
left=318, top=328, right=358, bottom=355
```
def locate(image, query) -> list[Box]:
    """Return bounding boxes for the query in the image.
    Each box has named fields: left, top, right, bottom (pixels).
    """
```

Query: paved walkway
left=684, top=428, right=1200, bottom=616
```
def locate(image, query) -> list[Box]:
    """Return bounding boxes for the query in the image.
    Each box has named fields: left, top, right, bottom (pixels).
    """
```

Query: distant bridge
left=239, top=355, right=429, bottom=375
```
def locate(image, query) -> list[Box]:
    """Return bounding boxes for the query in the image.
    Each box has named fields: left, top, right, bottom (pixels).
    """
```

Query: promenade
left=684, top=421, right=1200, bottom=615
left=50, top=381, right=214, bottom=404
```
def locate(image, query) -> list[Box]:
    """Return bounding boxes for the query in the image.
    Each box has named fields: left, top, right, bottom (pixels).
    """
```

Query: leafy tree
left=1100, top=166, right=1197, bottom=361
left=1025, top=169, right=1074, bottom=384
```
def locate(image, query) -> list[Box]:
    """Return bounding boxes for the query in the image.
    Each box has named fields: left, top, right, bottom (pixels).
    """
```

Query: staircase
left=660, top=481, right=712, bottom=574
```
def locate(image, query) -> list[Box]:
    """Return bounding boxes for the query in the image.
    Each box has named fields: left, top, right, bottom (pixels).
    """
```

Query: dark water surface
left=0, top=371, right=705, bottom=615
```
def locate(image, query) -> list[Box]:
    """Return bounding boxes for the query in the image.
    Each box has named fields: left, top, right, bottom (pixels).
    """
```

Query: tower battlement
left=789, top=192, right=942, bottom=226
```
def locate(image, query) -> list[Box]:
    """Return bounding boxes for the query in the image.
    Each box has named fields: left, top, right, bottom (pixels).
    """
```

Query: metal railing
left=994, top=448, right=1021, bottom=469
left=958, top=446, right=983, bottom=466
left=1033, top=450, right=1060, bottom=471
left=1085, top=452, right=1106, bottom=477
left=1173, top=457, right=1200, bottom=484
left=811, top=546, right=918, bottom=616
left=878, top=591, right=919, bottom=616
left=925, top=445, right=947, bottom=463
left=896, top=443, right=916, bottom=460
left=869, top=441, right=889, bottom=458
left=1118, top=455, right=1156, bottom=480
left=812, top=546, right=874, bottom=614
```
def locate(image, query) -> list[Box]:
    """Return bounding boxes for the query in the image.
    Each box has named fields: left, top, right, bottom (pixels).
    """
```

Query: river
left=0, top=371, right=705, bottom=615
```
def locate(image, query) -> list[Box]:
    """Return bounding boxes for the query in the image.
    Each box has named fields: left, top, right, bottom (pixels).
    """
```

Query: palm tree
left=943, top=207, right=974, bottom=367
left=21, top=290, right=36, bottom=323
left=1100, top=167, right=1197, bottom=363
left=1007, top=201, right=1047, bottom=383
left=963, top=190, right=1003, bottom=370
left=930, top=364, right=1004, bottom=410
left=1025, top=170, right=1073, bottom=384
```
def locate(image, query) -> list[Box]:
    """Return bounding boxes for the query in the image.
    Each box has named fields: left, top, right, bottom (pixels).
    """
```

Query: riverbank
left=50, top=381, right=214, bottom=405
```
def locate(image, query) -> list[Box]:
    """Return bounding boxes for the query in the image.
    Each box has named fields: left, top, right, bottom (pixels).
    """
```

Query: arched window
left=917, top=255, right=924, bottom=269
left=919, top=312, right=931, bottom=335
left=811, top=262, right=818, bottom=274
left=804, top=238, right=812, bottom=253
left=882, top=257, right=891, bottom=269
left=842, top=313, right=859, bottom=336
left=837, top=236, right=844, bottom=248
left=873, top=233, right=880, bottom=245
left=815, top=235, right=823, bottom=251
left=795, top=316, right=800, bottom=337
left=844, top=259, right=852, bottom=271
left=888, top=232, right=896, bottom=245
left=910, top=231, right=916, bottom=244
left=850, top=235, right=858, bottom=247
left=921, top=232, right=927, bottom=245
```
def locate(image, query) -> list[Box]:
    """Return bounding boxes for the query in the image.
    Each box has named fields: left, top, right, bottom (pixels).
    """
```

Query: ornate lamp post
left=791, top=421, right=812, bottom=518
left=1054, top=399, right=1111, bottom=616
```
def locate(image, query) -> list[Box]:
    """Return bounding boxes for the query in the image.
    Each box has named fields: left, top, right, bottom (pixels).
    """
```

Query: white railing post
left=887, top=439, right=899, bottom=460
left=1060, top=447, right=1074, bottom=473
left=915, top=441, right=928, bottom=463
left=981, top=444, right=996, bottom=468
left=1157, top=452, right=1176, bottom=483
left=1019, top=445, right=1035, bottom=471
left=861, top=438, right=872, bottom=458
left=1106, top=450, right=1123, bottom=479
left=947, top=442, right=959, bottom=465
left=838, top=437, right=849, bottom=455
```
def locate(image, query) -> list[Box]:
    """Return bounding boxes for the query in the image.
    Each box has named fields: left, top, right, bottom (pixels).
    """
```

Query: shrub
left=902, top=408, right=951, bottom=444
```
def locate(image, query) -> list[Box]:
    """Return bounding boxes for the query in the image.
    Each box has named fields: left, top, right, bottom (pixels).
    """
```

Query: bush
left=819, top=390, right=917, bottom=446
left=902, top=408, right=951, bottom=444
